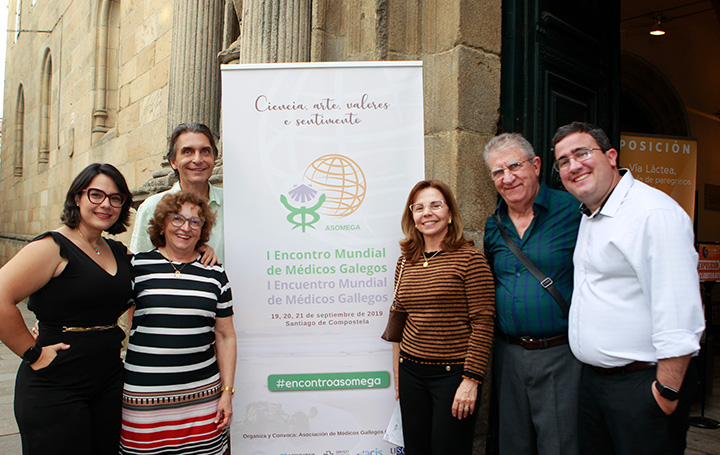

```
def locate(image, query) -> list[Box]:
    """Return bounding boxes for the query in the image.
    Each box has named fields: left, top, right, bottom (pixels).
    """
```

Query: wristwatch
left=655, top=380, right=680, bottom=401
left=22, top=346, right=42, bottom=365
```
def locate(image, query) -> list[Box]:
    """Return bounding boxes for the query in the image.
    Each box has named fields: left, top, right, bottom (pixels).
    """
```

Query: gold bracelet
left=221, top=385, right=235, bottom=395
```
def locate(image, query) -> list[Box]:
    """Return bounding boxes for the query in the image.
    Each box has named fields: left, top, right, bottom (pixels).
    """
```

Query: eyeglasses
left=489, top=159, right=530, bottom=181
left=82, top=188, right=127, bottom=208
left=167, top=213, right=205, bottom=230
left=553, top=147, right=603, bottom=172
left=409, top=200, right=446, bottom=213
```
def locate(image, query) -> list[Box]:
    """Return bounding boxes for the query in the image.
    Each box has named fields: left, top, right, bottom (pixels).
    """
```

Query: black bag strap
left=493, top=214, right=570, bottom=317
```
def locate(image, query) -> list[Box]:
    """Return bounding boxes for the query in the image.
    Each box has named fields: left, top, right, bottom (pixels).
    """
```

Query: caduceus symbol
left=280, top=184, right=326, bottom=232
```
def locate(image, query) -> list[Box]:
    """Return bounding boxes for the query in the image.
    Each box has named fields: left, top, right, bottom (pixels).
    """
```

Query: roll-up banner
left=619, top=134, right=697, bottom=221
left=221, top=62, right=424, bottom=455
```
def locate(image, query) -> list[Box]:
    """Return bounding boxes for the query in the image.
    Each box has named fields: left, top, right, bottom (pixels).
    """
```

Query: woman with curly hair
left=120, top=190, right=236, bottom=455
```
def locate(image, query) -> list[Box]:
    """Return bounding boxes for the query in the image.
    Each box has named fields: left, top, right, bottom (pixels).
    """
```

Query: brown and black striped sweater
left=395, top=244, right=496, bottom=383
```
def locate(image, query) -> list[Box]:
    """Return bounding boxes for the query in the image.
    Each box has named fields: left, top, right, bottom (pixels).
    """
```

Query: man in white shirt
left=131, top=123, right=224, bottom=262
left=552, top=121, right=704, bottom=455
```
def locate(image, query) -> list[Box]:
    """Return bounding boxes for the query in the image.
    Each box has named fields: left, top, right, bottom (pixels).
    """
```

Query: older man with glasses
left=483, top=132, right=582, bottom=455
left=552, top=121, right=704, bottom=455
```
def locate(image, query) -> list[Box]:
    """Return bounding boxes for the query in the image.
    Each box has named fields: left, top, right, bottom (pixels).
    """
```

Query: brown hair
left=399, top=180, right=472, bottom=263
left=148, top=190, right=216, bottom=249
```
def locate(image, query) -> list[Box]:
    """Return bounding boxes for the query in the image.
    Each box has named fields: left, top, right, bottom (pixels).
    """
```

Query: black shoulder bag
left=493, top=214, right=570, bottom=316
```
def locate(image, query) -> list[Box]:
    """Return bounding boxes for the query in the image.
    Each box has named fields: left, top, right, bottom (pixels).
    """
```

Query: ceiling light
left=650, top=16, right=666, bottom=36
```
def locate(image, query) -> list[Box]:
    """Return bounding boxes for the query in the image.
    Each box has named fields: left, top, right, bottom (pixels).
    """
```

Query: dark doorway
left=500, top=0, right=621, bottom=187
left=619, top=52, right=691, bottom=137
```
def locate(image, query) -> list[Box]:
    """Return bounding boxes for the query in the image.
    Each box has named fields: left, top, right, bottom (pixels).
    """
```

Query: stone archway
left=620, top=52, right=690, bottom=136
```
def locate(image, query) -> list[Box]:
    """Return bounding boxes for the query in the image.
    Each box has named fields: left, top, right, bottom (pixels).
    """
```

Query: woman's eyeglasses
left=167, top=214, right=205, bottom=230
left=409, top=200, right=446, bottom=213
left=83, top=188, right=127, bottom=208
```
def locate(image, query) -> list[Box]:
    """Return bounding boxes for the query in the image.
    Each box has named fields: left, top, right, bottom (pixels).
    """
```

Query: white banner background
left=221, top=62, right=424, bottom=455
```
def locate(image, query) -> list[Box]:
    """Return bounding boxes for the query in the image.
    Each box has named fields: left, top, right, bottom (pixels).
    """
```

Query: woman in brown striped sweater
left=393, top=180, right=495, bottom=454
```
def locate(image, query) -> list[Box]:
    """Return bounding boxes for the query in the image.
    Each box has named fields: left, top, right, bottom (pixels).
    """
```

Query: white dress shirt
left=569, top=170, right=704, bottom=367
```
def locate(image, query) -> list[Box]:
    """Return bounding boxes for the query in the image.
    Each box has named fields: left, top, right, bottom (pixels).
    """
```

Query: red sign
left=699, top=243, right=720, bottom=282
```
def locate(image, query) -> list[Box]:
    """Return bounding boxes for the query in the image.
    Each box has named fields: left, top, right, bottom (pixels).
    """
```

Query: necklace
left=160, top=250, right=191, bottom=277
left=77, top=230, right=100, bottom=255
left=168, top=261, right=189, bottom=278
left=422, top=251, right=441, bottom=267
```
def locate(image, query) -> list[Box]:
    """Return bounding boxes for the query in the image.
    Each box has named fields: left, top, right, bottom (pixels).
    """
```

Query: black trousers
left=578, top=362, right=698, bottom=455
left=14, top=329, right=125, bottom=455
left=399, top=359, right=478, bottom=455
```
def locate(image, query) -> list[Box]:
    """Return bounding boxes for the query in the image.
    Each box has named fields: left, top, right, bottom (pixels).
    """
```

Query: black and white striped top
left=123, top=250, right=233, bottom=396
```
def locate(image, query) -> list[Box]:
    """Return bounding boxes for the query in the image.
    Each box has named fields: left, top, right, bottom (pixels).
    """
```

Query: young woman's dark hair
left=61, top=163, right=132, bottom=235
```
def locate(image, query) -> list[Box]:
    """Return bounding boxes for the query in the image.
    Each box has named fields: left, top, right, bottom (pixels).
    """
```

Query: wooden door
left=501, top=0, right=620, bottom=186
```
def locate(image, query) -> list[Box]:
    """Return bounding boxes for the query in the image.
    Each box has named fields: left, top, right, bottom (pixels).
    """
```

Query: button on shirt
left=484, top=183, right=581, bottom=337
left=569, top=170, right=704, bottom=367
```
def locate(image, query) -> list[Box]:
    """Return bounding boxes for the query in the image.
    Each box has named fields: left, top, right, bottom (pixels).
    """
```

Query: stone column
left=133, top=0, right=224, bottom=204
left=91, top=0, right=112, bottom=142
left=239, top=0, right=312, bottom=63
left=167, top=0, right=224, bottom=138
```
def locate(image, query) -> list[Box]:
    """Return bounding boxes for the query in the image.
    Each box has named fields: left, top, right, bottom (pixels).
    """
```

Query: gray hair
left=483, top=133, right=536, bottom=169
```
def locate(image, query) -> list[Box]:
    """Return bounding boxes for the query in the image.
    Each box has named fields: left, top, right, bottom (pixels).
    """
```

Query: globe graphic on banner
left=303, top=154, right=367, bottom=217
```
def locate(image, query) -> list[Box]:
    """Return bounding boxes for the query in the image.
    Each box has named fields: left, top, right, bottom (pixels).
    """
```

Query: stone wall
left=0, top=0, right=174, bottom=263
left=1, top=2, right=504, bottom=452
left=1, top=0, right=503, bottom=260
left=317, top=0, right=502, bottom=244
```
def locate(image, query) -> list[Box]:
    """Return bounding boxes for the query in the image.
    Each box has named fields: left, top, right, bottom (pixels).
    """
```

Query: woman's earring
left=448, top=219, right=452, bottom=225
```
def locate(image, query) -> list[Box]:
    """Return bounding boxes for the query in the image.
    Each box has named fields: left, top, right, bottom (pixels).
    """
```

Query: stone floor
left=686, top=336, right=720, bottom=455
left=1, top=303, right=719, bottom=454
left=0, top=302, right=33, bottom=454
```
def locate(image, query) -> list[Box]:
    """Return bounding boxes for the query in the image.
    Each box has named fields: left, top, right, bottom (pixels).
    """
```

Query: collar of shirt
left=170, top=181, right=222, bottom=207
left=495, top=181, right=551, bottom=235
left=579, top=169, right=630, bottom=218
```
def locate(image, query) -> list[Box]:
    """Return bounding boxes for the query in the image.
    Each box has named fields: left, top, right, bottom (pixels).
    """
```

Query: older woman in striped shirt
left=392, top=180, right=495, bottom=455
left=120, top=190, right=236, bottom=455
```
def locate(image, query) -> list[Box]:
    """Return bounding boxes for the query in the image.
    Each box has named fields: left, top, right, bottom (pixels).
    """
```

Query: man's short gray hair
left=483, top=133, right=536, bottom=168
